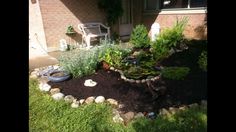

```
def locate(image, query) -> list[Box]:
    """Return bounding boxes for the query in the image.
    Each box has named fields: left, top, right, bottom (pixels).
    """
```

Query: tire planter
left=47, top=70, right=71, bottom=83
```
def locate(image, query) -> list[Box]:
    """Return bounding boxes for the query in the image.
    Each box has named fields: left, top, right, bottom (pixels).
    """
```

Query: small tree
left=130, top=24, right=150, bottom=48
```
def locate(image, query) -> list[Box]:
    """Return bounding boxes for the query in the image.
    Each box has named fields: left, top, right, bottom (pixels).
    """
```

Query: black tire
left=47, top=70, right=71, bottom=83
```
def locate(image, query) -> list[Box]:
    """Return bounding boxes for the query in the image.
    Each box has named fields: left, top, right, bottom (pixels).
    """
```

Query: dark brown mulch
left=48, top=41, right=207, bottom=113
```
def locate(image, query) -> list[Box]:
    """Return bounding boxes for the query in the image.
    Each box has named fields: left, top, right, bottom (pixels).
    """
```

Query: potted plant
left=66, top=25, right=76, bottom=35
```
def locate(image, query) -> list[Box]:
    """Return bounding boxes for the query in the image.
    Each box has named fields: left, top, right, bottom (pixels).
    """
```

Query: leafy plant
left=98, top=0, right=123, bottom=26
left=198, top=51, right=207, bottom=72
left=99, top=44, right=131, bottom=69
left=151, top=17, right=189, bottom=61
left=58, top=48, right=100, bottom=78
left=123, top=66, right=160, bottom=80
left=66, top=25, right=75, bottom=33
left=161, top=67, right=190, bottom=80
left=130, top=24, right=151, bottom=48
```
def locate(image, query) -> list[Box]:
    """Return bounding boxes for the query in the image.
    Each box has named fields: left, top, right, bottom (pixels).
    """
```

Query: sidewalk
left=29, top=46, right=61, bottom=71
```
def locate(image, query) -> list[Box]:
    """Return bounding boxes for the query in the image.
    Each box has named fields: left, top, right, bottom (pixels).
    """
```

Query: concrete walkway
left=29, top=46, right=62, bottom=71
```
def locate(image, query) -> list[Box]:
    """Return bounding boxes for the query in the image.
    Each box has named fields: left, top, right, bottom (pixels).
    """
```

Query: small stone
left=51, top=93, right=64, bottom=101
left=95, top=96, right=105, bottom=103
left=151, top=78, right=155, bottom=81
left=50, top=88, right=60, bottom=95
left=129, top=79, right=135, bottom=83
left=189, top=103, right=199, bottom=108
left=30, top=71, right=38, bottom=78
left=136, top=80, right=141, bottom=83
left=84, top=79, right=97, bottom=87
left=79, top=99, right=85, bottom=104
left=34, top=68, right=40, bottom=72
left=110, top=67, right=115, bottom=71
left=118, top=104, right=125, bottom=109
left=39, top=83, right=51, bottom=92
left=114, top=69, right=118, bottom=72
left=141, top=79, right=146, bottom=83
left=154, top=76, right=160, bottom=80
left=85, top=96, right=95, bottom=104
left=146, top=78, right=151, bottom=82
left=113, top=114, right=124, bottom=123
left=179, top=105, right=188, bottom=111
left=159, top=108, right=171, bottom=116
left=112, top=109, right=120, bottom=115
left=134, top=112, right=144, bottom=119
left=53, top=65, right=60, bottom=70
left=71, top=102, right=80, bottom=108
left=169, top=107, right=179, bottom=114
left=121, top=75, right=126, bottom=80
left=122, top=112, right=134, bottom=122
left=64, top=95, right=75, bottom=103
left=147, top=112, right=156, bottom=119
left=107, top=98, right=118, bottom=106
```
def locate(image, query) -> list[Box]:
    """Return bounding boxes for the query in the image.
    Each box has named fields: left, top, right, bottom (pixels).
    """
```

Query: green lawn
left=29, top=78, right=207, bottom=132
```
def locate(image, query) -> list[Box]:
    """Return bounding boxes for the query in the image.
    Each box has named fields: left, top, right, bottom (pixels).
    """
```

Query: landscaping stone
left=134, top=112, right=144, bottom=119
left=136, top=80, right=141, bottom=83
left=50, top=88, right=60, bottom=95
left=122, top=111, right=134, bottom=122
left=51, top=93, right=64, bottom=101
left=79, top=99, right=85, bottom=104
left=159, top=108, right=171, bottom=116
left=30, top=71, right=38, bottom=78
left=39, top=83, right=51, bottom=92
left=113, top=114, right=124, bottom=124
left=146, top=78, right=151, bottom=82
left=179, top=105, right=188, bottom=111
left=95, top=96, right=105, bottom=103
left=189, top=103, right=199, bottom=108
left=129, top=79, right=135, bottom=83
left=141, top=79, right=146, bottom=83
left=169, top=107, right=179, bottom=114
left=85, top=96, right=95, bottom=104
left=112, top=109, right=120, bottom=115
left=84, top=79, right=97, bottom=87
left=53, top=65, right=60, bottom=70
left=110, top=67, right=115, bottom=71
left=71, top=101, right=80, bottom=108
left=118, top=104, right=125, bottom=109
left=107, top=98, right=118, bottom=106
left=64, top=95, right=75, bottom=103
left=154, top=76, right=160, bottom=80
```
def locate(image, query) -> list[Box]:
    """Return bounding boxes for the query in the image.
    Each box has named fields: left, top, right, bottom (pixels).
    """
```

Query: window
left=144, top=0, right=161, bottom=11
left=162, top=0, right=207, bottom=9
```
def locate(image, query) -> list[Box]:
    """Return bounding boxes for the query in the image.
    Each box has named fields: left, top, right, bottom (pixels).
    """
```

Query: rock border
left=30, top=65, right=207, bottom=124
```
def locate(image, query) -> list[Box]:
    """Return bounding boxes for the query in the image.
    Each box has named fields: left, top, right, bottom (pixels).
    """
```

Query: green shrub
left=58, top=48, right=100, bottom=78
left=161, top=67, right=190, bottom=80
left=130, top=24, right=150, bottom=48
left=198, top=51, right=207, bottom=71
left=151, top=17, right=188, bottom=61
left=99, top=44, right=131, bottom=69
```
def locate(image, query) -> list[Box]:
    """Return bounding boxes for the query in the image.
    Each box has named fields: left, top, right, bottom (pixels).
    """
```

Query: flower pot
left=102, top=61, right=110, bottom=70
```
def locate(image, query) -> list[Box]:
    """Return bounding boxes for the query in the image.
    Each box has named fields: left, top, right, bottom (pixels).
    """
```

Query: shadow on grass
left=130, top=106, right=207, bottom=132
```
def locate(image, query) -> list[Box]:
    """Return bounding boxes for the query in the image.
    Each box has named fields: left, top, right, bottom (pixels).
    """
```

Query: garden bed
left=48, top=41, right=207, bottom=113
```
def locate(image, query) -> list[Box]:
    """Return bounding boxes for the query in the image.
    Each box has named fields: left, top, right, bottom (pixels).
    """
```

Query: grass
left=29, top=78, right=207, bottom=132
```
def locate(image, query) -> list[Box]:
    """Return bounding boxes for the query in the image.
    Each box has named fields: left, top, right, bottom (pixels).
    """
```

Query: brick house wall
left=38, top=0, right=106, bottom=51
left=131, top=0, right=207, bottom=40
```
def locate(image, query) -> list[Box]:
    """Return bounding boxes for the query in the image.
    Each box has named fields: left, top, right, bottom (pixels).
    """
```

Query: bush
left=58, top=48, right=100, bottom=78
left=130, top=24, right=150, bottom=48
left=99, top=44, right=131, bottom=69
left=161, top=67, right=190, bottom=80
left=198, top=51, right=207, bottom=71
left=151, top=17, right=188, bottom=61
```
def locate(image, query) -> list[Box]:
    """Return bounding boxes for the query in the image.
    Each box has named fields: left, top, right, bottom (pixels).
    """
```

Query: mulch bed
left=48, top=41, right=207, bottom=113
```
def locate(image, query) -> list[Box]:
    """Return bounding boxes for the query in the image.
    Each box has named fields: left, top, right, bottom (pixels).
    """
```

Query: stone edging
left=109, top=66, right=161, bottom=83
left=30, top=65, right=207, bottom=124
